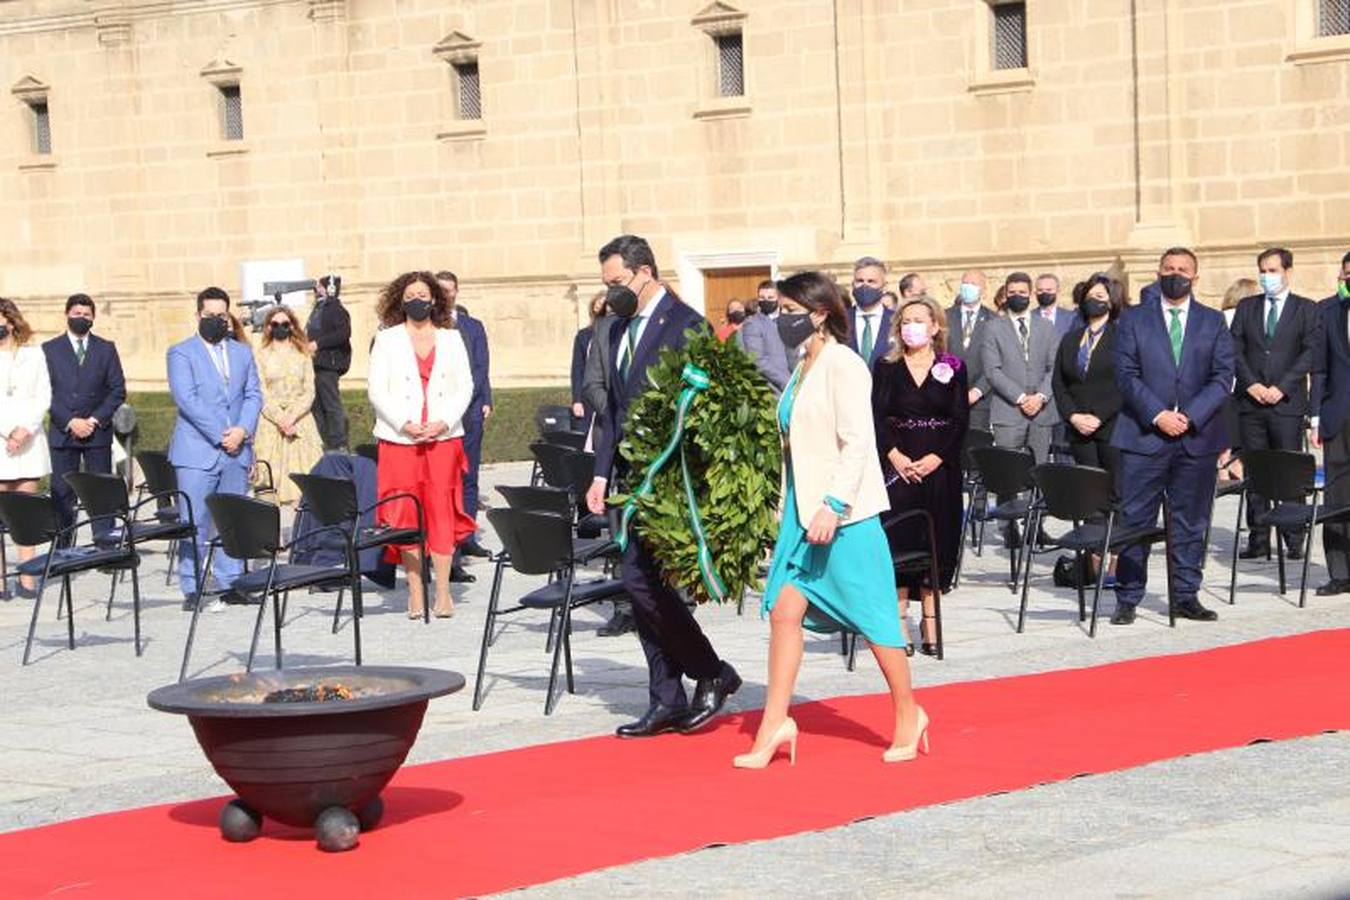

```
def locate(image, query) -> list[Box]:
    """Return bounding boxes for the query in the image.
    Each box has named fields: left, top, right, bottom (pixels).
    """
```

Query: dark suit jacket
left=1139, top=281, right=1161, bottom=306
left=1229, top=292, right=1321, bottom=418
left=945, top=303, right=994, bottom=397
left=1052, top=323, right=1121, bottom=443
left=456, top=308, right=492, bottom=419
left=846, top=307, right=893, bottom=368
left=305, top=297, right=352, bottom=373
left=1111, top=297, right=1235, bottom=457
left=570, top=326, right=593, bottom=406
left=593, top=292, right=704, bottom=482
left=42, top=333, right=127, bottom=450
left=1313, top=298, right=1350, bottom=438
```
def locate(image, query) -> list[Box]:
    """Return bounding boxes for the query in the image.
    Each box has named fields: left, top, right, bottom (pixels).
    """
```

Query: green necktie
left=618, top=318, right=641, bottom=382
left=1168, top=308, right=1184, bottom=366
left=861, top=315, right=874, bottom=360
left=76, top=338, right=86, bottom=367
left=1266, top=298, right=1280, bottom=340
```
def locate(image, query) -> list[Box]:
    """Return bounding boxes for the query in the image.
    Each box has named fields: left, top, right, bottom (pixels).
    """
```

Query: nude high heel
left=882, top=706, right=930, bottom=763
left=733, top=717, right=799, bottom=769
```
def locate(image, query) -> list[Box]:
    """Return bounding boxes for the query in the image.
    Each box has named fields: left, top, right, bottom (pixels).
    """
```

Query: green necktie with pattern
left=76, top=338, right=86, bottom=367
left=618, top=318, right=641, bottom=382
left=1168, top=308, right=1184, bottom=366
left=861, top=315, right=874, bottom=360
left=1266, top=298, right=1280, bottom=340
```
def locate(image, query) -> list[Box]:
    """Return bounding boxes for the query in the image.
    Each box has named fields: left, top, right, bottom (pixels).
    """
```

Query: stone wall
left=2, top=0, right=1348, bottom=388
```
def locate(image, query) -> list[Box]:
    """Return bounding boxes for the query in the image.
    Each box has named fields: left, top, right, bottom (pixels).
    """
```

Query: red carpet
left=4, top=630, right=1349, bottom=898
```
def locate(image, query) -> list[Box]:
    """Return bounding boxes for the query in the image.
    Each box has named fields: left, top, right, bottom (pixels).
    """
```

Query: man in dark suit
left=1309, top=250, right=1350, bottom=595
left=436, top=271, right=492, bottom=571
left=1033, top=273, right=1076, bottom=337
left=846, top=256, right=894, bottom=368
left=1109, top=247, right=1234, bottom=625
left=304, top=275, right=351, bottom=451
left=946, top=270, right=995, bottom=432
left=42, top=293, right=127, bottom=545
left=1230, top=247, right=1322, bottom=559
left=585, top=234, right=740, bottom=738
left=736, top=279, right=792, bottom=392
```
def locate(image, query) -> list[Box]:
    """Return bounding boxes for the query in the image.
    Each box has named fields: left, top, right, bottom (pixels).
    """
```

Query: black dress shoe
left=1110, top=604, right=1137, bottom=625
left=616, top=703, right=686, bottom=738
left=1003, top=523, right=1022, bottom=550
left=1238, top=544, right=1270, bottom=560
left=1316, top=580, right=1350, bottom=597
left=459, top=541, right=492, bottom=559
left=597, top=610, right=636, bottom=637
left=222, top=588, right=258, bottom=606
left=1173, top=599, right=1218, bottom=621
left=678, top=664, right=742, bottom=733
left=449, top=566, right=476, bottom=584
left=1285, top=545, right=1304, bottom=561
left=918, top=642, right=939, bottom=657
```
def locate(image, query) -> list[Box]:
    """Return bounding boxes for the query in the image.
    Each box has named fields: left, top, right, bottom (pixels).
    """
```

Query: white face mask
left=900, top=322, right=932, bottom=349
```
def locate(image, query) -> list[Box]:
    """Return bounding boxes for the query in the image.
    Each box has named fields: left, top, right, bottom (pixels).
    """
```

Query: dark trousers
left=461, top=412, right=484, bottom=521
left=50, top=444, right=114, bottom=546
left=1115, top=444, right=1218, bottom=607
left=1238, top=410, right=1305, bottom=549
left=1069, top=434, right=1121, bottom=504
left=968, top=396, right=991, bottom=434
left=1322, top=424, right=1350, bottom=583
left=620, top=536, right=722, bottom=708
left=312, top=367, right=348, bottom=450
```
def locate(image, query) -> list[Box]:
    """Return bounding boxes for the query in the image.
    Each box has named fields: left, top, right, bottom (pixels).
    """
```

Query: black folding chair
left=473, top=508, right=626, bottom=715
left=1202, top=475, right=1246, bottom=570
left=0, top=491, right=141, bottom=664
left=134, top=450, right=201, bottom=588
left=1018, top=463, right=1173, bottom=637
left=289, top=473, right=430, bottom=630
left=968, top=445, right=1038, bottom=589
left=1228, top=449, right=1350, bottom=608
left=845, top=507, right=947, bottom=670
left=0, top=520, right=11, bottom=600
left=541, top=430, right=587, bottom=452
left=179, top=494, right=359, bottom=681
left=535, top=404, right=576, bottom=435
left=953, top=428, right=994, bottom=586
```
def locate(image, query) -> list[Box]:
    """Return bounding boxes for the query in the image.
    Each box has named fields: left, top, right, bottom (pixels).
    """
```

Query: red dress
left=376, top=347, right=476, bottom=558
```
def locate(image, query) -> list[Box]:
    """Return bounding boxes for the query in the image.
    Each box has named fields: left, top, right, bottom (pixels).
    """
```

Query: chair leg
left=1075, top=551, right=1086, bottom=622
left=180, top=548, right=216, bottom=682
left=1298, top=514, right=1315, bottom=609
left=420, top=538, right=430, bottom=626
left=472, top=558, right=506, bottom=711
left=932, top=588, right=945, bottom=661
left=21, top=576, right=49, bottom=665
left=1017, top=533, right=1035, bottom=633
left=271, top=589, right=285, bottom=670
left=486, top=555, right=506, bottom=648
left=130, top=563, right=143, bottom=657
left=1228, top=492, right=1245, bottom=605
left=331, top=587, right=345, bottom=634
left=164, top=538, right=177, bottom=586
left=544, top=576, right=575, bottom=715
left=105, top=569, right=118, bottom=622
left=1275, top=540, right=1287, bottom=594
left=544, top=605, right=560, bottom=654
left=350, top=574, right=364, bottom=666
left=846, top=632, right=859, bottom=671
left=246, top=591, right=269, bottom=672
left=63, top=577, right=76, bottom=650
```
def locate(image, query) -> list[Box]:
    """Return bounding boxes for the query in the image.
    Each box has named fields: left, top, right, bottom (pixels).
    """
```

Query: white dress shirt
left=1161, top=296, right=1191, bottom=334
left=852, top=306, right=884, bottom=355
left=201, top=335, right=230, bottom=384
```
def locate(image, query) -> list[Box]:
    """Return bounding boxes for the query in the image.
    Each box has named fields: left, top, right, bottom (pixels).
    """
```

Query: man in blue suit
left=585, top=234, right=740, bottom=738
left=1110, top=248, right=1234, bottom=625
left=846, top=256, right=893, bottom=368
left=437, top=271, right=491, bottom=575
left=42, top=293, right=127, bottom=545
left=167, top=287, right=263, bottom=609
left=1309, top=250, right=1350, bottom=595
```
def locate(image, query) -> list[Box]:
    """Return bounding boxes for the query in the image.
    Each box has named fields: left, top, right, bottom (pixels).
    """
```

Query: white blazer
left=367, top=325, right=473, bottom=444
left=783, top=339, right=889, bottom=524
left=0, top=345, right=52, bottom=479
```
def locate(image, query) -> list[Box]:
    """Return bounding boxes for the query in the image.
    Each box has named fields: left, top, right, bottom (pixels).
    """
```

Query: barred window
left=27, top=100, right=51, bottom=154
left=454, top=62, right=481, bottom=120
left=992, top=2, right=1028, bottom=70
left=1321, top=0, right=1350, bottom=36
left=715, top=32, right=745, bottom=97
left=219, top=84, right=243, bottom=141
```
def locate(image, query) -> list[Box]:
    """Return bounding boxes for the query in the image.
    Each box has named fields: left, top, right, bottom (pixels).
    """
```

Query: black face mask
left=1158, top=274, right=1192, bottom=301
left=404, top=299, right=433, bottom=322
left=1081, top=298, right=1111, bottom=320
left=0, top=325, right=9, bottom=340
left=606, top=275, right=642, bottom=319
left=68, top=317, right=93, bottom=336
left=1005, top=293, right=1031, bottom=314
left=758, top=300, right=778, bottom=316
left=727, top=310, right=746, bottom=325
left=270, top=324, right=292, bottom=341
left=1036, top=292, right=1057, bottom=308
left=777, top=312, right=815, bottom=348
left=198, top=316, right=229, bottom=344
left=852, top=285, right=884, bottom=310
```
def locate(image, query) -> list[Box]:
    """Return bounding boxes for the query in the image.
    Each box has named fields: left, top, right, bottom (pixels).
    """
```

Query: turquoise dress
left=762, top=368, right=905, bottom=648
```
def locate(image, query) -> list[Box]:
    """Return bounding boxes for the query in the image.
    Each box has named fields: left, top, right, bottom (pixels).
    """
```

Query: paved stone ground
left=1, top=461, right=1347, bottom=898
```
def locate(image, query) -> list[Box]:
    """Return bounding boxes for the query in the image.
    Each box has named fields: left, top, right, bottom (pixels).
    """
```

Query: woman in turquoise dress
left=735, top=271, right=930, bottom=770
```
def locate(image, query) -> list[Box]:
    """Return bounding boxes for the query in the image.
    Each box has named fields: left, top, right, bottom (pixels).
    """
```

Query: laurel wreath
left=612, top=327, right=783, bottom=605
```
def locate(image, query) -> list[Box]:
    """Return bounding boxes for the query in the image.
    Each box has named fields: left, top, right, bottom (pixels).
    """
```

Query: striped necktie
left=76, top=338, right=86, bottom=367
left=618, top=318, right=640, bottom=382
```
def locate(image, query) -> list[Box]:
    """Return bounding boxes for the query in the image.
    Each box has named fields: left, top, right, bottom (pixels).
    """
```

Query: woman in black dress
left=871, top=295, right=969, bottom=656
left=1051, top=273, right=1124, bottom=492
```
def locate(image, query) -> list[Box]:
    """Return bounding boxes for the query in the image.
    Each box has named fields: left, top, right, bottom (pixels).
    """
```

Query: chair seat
left=129, top=520, right=195, bottom=542
left=1215, top=479, right=1244, bottom=498
left=354, top=525, right=422, bottom=550
left=979, top=497, right=1029, bottom=522
left=1254, top=504, right=1313, bottom=530
left=520, top=577, right=626, bottom=609
left=576, top=513, right=608, bottom=539
left=235, top=564, right=349, bottom=594
left=1053, top=522, right=1166, bottom=552
left=19, top=545, right=137, bottom=577
left=573, top=537, right=619, bottom=563
left=1316, top=504, right=1350, bottom=525
left=891, top=549, right=934, bottom=571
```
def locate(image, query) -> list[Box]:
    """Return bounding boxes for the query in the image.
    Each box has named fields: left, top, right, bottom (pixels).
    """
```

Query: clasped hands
left=67, top=417, right=98, bottom=440
left=1154, top=410, right=1190, bottom=438
left=1018, top=393, right=1046, bottom=418
left=220, top=426, right=248, bottom=455
left=4, top=426, right=32, bottom=456
left=401, top=420, right=449, bottom=443
left=1246, top=383, right=1285, bottom=406
left=1069, top=412, right=1102, bottom=436
left=890, top=451, right=942, bottom=484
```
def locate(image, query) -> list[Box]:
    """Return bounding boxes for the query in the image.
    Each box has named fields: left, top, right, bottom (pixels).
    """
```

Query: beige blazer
left=367, top=324, right=473, bottom=444
left=782, top=339, right=890, bottom=524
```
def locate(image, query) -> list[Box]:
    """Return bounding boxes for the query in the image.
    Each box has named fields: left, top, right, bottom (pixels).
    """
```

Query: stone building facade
left=2, top=0, right=1349, bottom=388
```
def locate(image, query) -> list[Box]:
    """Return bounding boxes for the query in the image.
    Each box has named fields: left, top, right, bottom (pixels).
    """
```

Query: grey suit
left=946, top=303, right=996, bottom=432
left=736, top=311, right=792, bottom=392
left=981, top=312, right=1061, bottom=463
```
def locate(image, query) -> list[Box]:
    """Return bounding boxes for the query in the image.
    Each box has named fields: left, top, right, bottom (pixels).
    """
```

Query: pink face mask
left=900, top=322, right=932, bottom=348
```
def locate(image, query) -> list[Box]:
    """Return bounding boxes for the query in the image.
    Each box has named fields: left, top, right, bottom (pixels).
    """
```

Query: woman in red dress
left=367, top=272, right=476, bottom=618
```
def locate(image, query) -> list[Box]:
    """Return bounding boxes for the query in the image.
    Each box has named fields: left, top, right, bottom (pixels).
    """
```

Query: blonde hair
left=1222, top=277, right=1258, bottom=312
left=884, top=295, right=947, bottom=362
left=260, top=304, right=311, bottom=355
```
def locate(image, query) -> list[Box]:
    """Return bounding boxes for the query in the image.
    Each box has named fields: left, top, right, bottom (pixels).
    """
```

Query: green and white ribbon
left=616, top=362, right=728, bottom=603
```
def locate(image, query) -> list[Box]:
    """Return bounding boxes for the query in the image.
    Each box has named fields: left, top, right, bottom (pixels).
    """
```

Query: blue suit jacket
left=1110, top=297, right=1235, bottom=457
left=1313, top=297, right=1350, bottom=438
left=846, top=307, right=893, bottom=368
left=593, top=292, right=705, bottom=481
left=42, top=333, right=126, bottom=449
left=457, top=311, right=492, bottom=420
left=166, top=336, right=263, bottom=470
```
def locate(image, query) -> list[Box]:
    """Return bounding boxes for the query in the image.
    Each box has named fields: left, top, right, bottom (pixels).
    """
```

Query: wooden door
left=703, top=266, right=771, bottom=327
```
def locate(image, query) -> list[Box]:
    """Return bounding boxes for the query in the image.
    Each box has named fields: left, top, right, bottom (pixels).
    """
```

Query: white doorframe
left=675, top=249, right=781, bottom=315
